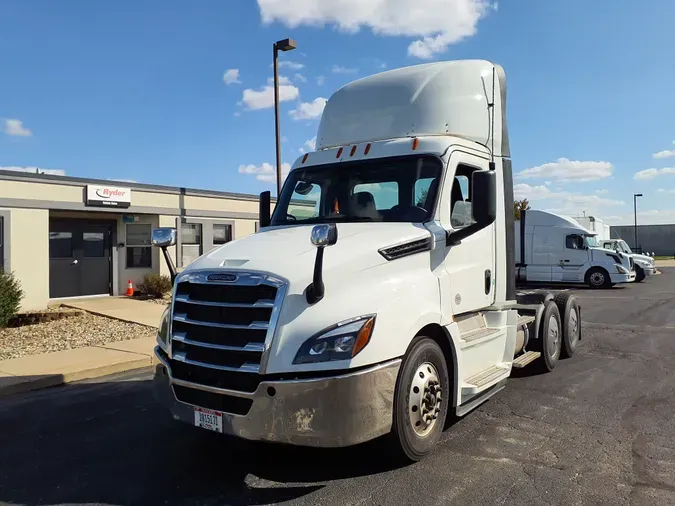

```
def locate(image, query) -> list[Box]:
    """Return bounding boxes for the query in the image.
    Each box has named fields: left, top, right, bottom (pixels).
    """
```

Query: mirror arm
left=160, top=246, right=178, bottom=285
left=306, top=246, right=326, bottom=304
left=446, top=218, right=495, bottom=247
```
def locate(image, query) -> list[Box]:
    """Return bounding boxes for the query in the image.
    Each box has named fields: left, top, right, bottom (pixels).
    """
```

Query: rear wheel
left=535, top=301, right=562, bottom=372
left=554, top=293, right=581, bottom=358
left=585, top=267, right=611, bottom=289
left=635, top=265, right=645, bottom=282
left=391, top=337, right=450, bottom=462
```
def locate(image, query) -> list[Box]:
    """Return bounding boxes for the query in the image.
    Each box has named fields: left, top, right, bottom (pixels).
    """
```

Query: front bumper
left=153, top=347, right=401, bottom=447
left=642, top=265, right=656, bottom=277
left=610, top=271, right=635, bottom=283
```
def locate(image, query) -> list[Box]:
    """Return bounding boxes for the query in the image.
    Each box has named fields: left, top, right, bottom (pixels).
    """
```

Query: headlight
left=293, top=315, right=376, bottom=364
left=157, top=307, right=171, bottom=351
left=616, top=265, right=628, bottom=274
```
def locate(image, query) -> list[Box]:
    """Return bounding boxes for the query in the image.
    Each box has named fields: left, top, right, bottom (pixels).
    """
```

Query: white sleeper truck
left=516, top=210, right=635, bottom=289
left=151, top=60, right=583, bottom=461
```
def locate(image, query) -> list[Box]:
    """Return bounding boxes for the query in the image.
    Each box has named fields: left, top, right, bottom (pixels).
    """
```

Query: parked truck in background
left=516, top=210, right=635, bottom=288
left=599, top=238, right=655, bottom=282
left=151, top=60, right=583, bottom=461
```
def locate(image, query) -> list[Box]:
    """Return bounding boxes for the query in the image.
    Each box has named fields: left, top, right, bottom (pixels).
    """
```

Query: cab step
left=460, top=326, right=502, bottom=344
left=517, top=314, right=535, bottom=326
left=512, top=350, right=541, bottom=368
left=462, top=365, right=509, bottom=395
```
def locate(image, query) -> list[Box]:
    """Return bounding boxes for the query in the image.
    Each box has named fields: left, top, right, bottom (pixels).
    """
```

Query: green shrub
left=138, top=273, right=172, bottom=298
left=0, top=270, right=23, bottom=328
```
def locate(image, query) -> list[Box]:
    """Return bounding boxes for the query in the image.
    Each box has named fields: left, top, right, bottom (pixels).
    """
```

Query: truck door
left=551, top=234, right=589, bottom=282
left=441, top=153, right=496, bottom=315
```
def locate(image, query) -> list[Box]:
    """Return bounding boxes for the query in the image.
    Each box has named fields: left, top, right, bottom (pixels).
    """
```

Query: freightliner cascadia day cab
left=151, top=60, right=584, bottom=461
left=515, top=210, right=635, bottom=289
left=599, top=238, right=655, bottom=282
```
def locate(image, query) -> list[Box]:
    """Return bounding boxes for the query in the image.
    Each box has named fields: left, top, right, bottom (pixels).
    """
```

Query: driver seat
left=349, top=192, right=380, bottom=220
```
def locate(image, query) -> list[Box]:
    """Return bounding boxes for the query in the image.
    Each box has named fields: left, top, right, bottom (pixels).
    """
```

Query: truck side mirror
left=152, top=227, right=178, bottom=284
left=259, top=191, right=271, bottom=228
left=306, top=223, right=338, bottom=304
left=447, top=170, right=496, bottom=246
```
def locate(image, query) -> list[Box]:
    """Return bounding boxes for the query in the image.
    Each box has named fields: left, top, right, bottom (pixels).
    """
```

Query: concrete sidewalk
left=0, top=337, right=158, bottom=397
left=63, top=297, right=166, bottom=328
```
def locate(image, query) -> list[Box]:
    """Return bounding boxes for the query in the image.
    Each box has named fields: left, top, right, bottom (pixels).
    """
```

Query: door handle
left=484, top=269, right=491, bottom=295
left=71, top=259, right=79, bottom=265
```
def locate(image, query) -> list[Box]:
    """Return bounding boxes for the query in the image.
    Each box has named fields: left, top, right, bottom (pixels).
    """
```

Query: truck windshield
left=618, top=240, right=633, bottom=254
left=271, top=155, right=443, bottom=225
left=585, top=235, right=599, bottom=248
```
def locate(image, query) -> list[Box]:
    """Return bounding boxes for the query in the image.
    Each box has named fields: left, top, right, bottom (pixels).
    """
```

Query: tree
left=415, top=188, right=429, bottom=207
left=514, top=199, right=531, bottom=220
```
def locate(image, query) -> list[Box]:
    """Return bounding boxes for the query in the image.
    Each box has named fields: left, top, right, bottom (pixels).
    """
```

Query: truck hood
left=181, top=222, right=432, bottom=284
left=631, top=253, right=654, bottom=265
left=591, top=247, right=632, bottom=268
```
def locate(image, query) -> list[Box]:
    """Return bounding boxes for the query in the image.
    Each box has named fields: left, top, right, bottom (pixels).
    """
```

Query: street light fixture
left=273, top=38, right=297, bottom=197
left=634, top=193, right=643, bottom=252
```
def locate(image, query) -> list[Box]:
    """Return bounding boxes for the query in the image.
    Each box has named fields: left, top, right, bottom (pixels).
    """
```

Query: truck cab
left=600, top=238, right=655, bottom=282
left=151, top=60, right=583, bottom=461
left=516, top=210, right=635, bottom=288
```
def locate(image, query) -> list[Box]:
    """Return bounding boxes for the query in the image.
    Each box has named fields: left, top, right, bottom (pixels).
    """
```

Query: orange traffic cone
left=126, top=279, right=134, bottom=297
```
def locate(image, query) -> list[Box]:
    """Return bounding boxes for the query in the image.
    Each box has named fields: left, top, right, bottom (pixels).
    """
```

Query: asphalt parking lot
left=1, top=269, right=675, bottom=506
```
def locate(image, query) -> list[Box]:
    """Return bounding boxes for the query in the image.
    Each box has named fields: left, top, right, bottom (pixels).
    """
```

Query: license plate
left=194, top=407, right=223, bottom=433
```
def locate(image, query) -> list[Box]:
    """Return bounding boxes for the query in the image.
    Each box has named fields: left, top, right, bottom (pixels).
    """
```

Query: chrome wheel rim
left=548, top=315, right=560, bottom=359
left=590, top=272, right=604, bottom=286
left=409, top=362, right=442, bottom=437
left=569, top=308, right=579, bottom=348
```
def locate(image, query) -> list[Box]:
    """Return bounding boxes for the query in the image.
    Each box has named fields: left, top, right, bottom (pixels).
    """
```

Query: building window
left=213, top=223, right=232, bottom=245
left=181, top=222, right=202, bottom=266
left=126, top=223, right=152, bottom=268
left=49, top=231, right=74, bottom=259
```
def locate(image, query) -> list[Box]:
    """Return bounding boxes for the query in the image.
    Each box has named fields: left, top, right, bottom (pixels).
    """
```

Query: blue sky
left=1, top=0, right=674, bottom=224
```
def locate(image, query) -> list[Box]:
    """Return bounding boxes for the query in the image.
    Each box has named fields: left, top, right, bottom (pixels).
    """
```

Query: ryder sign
left=86, top=185, right=132, bottom=208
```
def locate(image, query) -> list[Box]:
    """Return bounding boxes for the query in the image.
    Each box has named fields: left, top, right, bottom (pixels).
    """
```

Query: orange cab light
left=364, top=143, right=371, bottom=155
left=336, top=147, right=343, bottom=158
left=412, top=137, right=419, bottom=150
left=352, top=317, right=375, bottom=357
left=350, top=145, right=357, bottom=156
left=302, top=153, right=309, bottom=164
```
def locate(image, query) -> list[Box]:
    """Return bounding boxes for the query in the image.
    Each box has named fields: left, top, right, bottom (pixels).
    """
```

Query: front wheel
left=635, top=265, right=645, bottom=282
left=390, top=337, right=450, bottom=462
left=586, top=267, right=611, bottom=289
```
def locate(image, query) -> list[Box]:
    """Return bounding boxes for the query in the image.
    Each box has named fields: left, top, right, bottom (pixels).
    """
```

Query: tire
left=635, top=265, right=645, bottom=283
left=535, top=301, right=562, bottom=372
left=585, top=267, right=611, bottom=289
left=390, top=337, right=450, bottom=462
left=554, top=293, right=581, bottom=358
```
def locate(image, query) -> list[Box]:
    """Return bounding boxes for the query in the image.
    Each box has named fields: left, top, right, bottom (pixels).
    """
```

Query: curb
left=0, top=339, right=158, bottom=398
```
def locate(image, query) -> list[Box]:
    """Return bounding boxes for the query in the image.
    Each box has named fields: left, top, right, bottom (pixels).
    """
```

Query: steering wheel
left=286, top=214, right=297, bottom=221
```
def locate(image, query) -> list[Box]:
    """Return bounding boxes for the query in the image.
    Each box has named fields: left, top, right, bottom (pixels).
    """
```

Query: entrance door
left=49, top=219, right=113, bottom=298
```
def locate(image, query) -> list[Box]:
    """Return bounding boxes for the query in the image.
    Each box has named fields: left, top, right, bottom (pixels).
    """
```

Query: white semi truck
left=573, top=215, right=610, bottom=241
left=515, top=210, right=635, bottom=288
left=599, top=238, right=655, bottom=282
left=151, top=60, right=583, bottom=461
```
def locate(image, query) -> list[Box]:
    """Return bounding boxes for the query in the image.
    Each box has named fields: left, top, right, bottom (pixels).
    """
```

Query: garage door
left=49, top=219, right=114, bottom=298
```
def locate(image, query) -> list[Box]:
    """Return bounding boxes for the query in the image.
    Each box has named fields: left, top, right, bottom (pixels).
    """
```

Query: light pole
left=633, top=193, right=642, bottom=252
left=273, top=38, right=296, bottom=197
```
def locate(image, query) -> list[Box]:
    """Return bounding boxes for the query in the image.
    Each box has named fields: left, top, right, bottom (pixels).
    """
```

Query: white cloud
left=240, top=77, right=299, bottom=110
left=316, top=75, right=326, bottom=86
left=223, top=69, right=241, bottom=85
left=514, top=184, right=624, bottom=215
left=652, top=141, right=675, bottom=159
left=604, top=209, right=675, bottom=226
left=332, top=65, right=358, bottom=74
left=2, top=118, right=32, bottom=137
left=238, top=162, right=291, bottom=183
left=289, top=97, right=327, bottom=120
left=257, top=0, right=491, bottom=59
left=633, top=167, right=675, bottom=180
left=517, top=158, right=613, bottom=182
left=0, top=166, right=65, bottom=176
left=657, top=189, right=675, bottom=194
left=595, top=189, right=609, bottom=195
left=278, top=60, right=304, bottom=70
left=299, top=136, right=317, bottom=153
left=294, top=73, right=307, bottom=83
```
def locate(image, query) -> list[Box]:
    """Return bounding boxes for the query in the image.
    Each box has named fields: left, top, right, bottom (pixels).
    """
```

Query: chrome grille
left=169, top=271, right=286, bottom=379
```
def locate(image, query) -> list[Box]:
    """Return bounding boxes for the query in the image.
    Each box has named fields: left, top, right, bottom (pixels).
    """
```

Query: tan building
left=0, top=169, right=269, bottom=311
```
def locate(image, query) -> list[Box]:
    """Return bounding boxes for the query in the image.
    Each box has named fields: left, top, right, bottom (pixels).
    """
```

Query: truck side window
left=451, top=165, right=476, bottom=229
left=566, top=235, right=583, bottom=250
left=287, top=180, right=322, bottom=220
